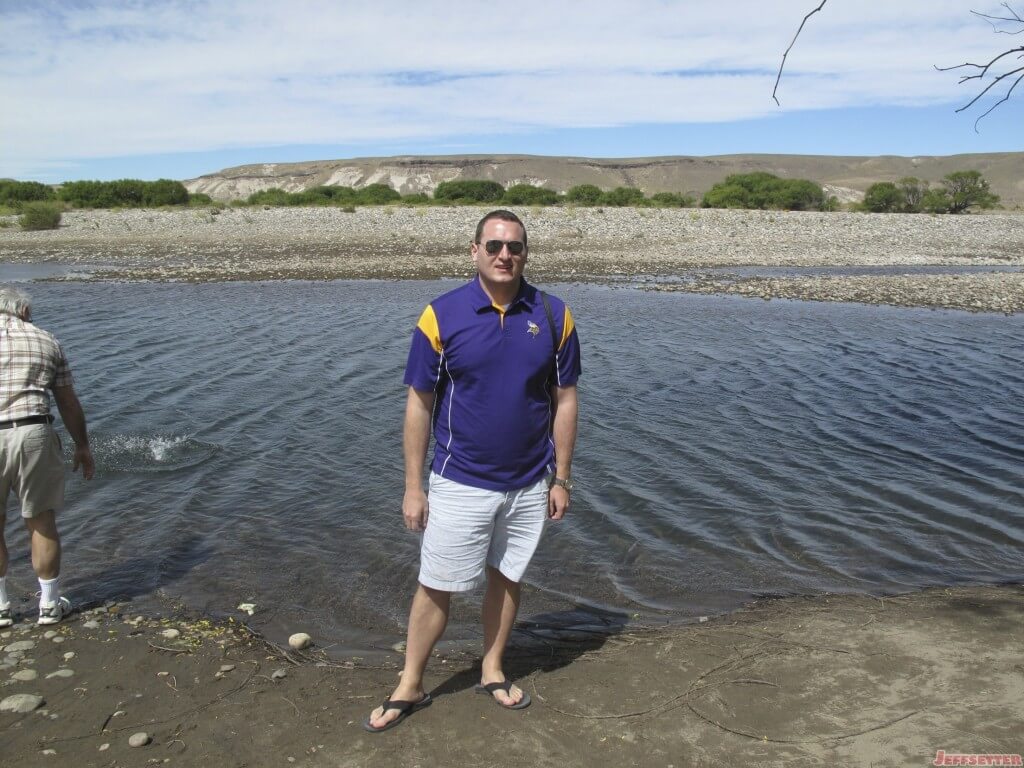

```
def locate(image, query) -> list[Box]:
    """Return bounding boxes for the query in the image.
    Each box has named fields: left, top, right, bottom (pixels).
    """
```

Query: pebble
left=128, top=731, right=151, bottom=748
left=160, top=629, right=181, bottom=640
left=219, top=664, right=236, bottom=673
left=82, top=620, right=100, bottom=630
left=99, top=743, right=110, bottom=751
left=46, top=669, right=74, bottom=679
left=51, top=637, right=65, bottom=644
left=63, top=652, right=75, bottom=661
left=288, top=633, right=311, bottom=651
left=12, top=669, right=38, bottom=681
left=0, top=693, right=45, bottom=713
left=271, top=668, right=287, bottom=680
left=4, top=640, right=34, bottom=653
left=41, top=749, right=56, bottom=755
left=391, top=641, right=407, bottom=653
left=43, top=631, right=58, bottom=640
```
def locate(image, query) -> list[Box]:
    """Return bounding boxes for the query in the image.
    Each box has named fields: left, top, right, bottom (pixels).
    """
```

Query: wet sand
left=2, top=206, right=1023, bottom=313
left=2, top=584, right=1021, bottom=767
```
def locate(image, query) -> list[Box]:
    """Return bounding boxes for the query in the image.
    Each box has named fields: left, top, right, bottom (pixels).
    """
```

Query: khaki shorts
left=0, top=423, right=65, bottom=519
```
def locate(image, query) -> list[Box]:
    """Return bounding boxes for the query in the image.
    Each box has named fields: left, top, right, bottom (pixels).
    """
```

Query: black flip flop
left=361, top=693, right=433, bottom=733
left=474, top=680, right=531, bottom=710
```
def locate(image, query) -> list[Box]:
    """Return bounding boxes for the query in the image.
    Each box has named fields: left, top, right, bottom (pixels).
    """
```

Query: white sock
left=0, top=576, right=8, bottom=606
left=39, top=576, right=60, bottom=606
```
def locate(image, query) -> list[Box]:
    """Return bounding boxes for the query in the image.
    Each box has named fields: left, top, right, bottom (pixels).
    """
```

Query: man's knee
left=25, top=509, right=59, bottom=539
left=486, top=565, right=520, bottom=588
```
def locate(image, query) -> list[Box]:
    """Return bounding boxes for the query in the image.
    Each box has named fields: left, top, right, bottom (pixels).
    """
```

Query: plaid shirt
left=0, top=312, right=74, bottom=422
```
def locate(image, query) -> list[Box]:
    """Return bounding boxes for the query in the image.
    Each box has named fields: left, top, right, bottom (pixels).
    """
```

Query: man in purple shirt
left=365, top=209, right=581, bottom=732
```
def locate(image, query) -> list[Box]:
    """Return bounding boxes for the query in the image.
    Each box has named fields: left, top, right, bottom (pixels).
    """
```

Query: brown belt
left=0, top=414, right=54, bottom=430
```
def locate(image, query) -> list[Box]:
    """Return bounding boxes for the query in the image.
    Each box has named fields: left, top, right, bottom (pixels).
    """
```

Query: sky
left=2, top=0, right=1023, bottom=183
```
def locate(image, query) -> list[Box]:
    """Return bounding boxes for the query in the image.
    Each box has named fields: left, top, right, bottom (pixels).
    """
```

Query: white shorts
left=419, top=472, right=549, bottom=592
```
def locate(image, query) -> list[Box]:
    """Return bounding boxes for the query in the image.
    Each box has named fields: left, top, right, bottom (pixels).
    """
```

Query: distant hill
left=184, top=153, right=1024, bottom=207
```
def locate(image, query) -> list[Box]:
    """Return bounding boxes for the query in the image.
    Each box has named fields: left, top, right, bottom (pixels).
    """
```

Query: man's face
left=472, top=218, right=528, bottom=290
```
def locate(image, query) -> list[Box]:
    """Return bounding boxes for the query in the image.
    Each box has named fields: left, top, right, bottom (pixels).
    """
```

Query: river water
left=2, top=277, right=1022, bottom=651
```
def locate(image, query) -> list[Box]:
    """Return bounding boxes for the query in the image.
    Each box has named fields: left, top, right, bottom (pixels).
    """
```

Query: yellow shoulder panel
left=416, top=305, right=442, bottom=353
left=559, top=306, right=575, bottom=350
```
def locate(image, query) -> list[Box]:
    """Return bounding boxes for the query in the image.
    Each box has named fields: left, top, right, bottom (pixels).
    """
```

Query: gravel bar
left=2, top=206, right=1023, bottom=313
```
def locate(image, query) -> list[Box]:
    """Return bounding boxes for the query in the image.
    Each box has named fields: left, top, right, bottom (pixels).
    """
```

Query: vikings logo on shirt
left=526, top=321, right=541, bottom=338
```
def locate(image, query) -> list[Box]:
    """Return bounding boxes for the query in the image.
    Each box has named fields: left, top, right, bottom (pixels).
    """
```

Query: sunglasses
left=480, top=239, right=526, bottom=256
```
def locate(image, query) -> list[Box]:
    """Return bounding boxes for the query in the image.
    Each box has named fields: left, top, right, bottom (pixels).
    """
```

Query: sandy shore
left=2, top=585, right=1021, bottom=767
left=2, top=206, right=1024, bottom=313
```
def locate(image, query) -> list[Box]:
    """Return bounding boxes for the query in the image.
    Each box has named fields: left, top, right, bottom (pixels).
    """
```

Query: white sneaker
left=0, top=603, right=12, bottom=628
left=38, top=596, right=71, bottom=625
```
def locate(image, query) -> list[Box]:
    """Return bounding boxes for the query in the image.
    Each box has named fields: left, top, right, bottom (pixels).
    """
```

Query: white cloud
left=0, top=0, right=1014, bottom=176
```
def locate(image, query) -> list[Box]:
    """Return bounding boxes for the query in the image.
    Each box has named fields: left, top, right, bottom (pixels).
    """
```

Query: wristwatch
left=550, top=476, right=573, bottom=493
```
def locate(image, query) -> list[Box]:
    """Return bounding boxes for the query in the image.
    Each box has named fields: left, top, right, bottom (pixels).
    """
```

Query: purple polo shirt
left=404, top=277, right=581, bottom=491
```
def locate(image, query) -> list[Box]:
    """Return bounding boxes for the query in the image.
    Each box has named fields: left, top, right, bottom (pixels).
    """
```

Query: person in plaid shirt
left=1, top=285, right=94, bottom=627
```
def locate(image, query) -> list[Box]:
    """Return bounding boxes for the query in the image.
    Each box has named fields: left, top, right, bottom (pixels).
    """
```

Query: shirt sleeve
left=403, top=305, right=443, bottom=391
left=555, top=305, right=581, bottom=387
left=51, top=341, right=74, bottom=389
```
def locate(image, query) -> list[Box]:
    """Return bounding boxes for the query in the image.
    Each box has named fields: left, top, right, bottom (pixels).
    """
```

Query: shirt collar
left=470, top=277, right=537, bottom=313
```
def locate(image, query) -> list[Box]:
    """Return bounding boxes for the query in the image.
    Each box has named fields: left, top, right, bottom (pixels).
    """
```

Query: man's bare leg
left=479, top=566, right=525, bottom=706
left=26, top=510, right=61, bottom=580
left=367, top=584, right=450, bottom=729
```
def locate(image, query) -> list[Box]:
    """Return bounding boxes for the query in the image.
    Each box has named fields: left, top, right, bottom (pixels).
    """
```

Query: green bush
left=648, top=192, right=694, bottom=208
left=702, top=172, right=826, bottom=211
left=19, top=201, right=63, bottom=230
left=59, top=180, right=118, bottom=207
left=861, top=182, right=903, bottom=213
left=143, top=179, right=189, bottom=206
left=355, top=183, right=401, bottom=205
left=565, top=184, right=603, bottom=205
left=921, top=188, right=952, bottom=214
left=897, top=177, right=927, bottom=212
left=601, top=187, right=646, bottom=207
left=433, top=179, right=505, bottom=203
left=0, top=180, right=56, bottom=206
left=502, top=184, right=559, bottom=206
left=246, top=188, right=294, bottom=206
left=942, top=170, right=999, bottom=213
left=400, top=193, right=430, bottom=205
left=57, top=178, right=188, bottom=208
left=188, top=192, right=214, bottom=206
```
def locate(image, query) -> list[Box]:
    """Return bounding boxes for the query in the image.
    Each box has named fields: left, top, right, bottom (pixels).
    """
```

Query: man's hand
left=73, top=444, right=95, bottom=481
left=403, top=488, right=429, bottom=531
left=548, top=485, right=569, bottom=521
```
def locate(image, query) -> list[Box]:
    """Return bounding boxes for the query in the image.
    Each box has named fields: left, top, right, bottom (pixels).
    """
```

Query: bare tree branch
left=772, top=0, right=828, bottom=106
left=971, top=2, right=1024, bottom=32
left=776, top=3, right=1024, bottom=128
left=936, top=5, right=1024, bottom=131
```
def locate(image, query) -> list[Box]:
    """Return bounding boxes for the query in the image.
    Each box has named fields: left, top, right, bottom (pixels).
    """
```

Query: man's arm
left=403, top=386, right=435, bottom=531
left=548, top=383, right=578, bottom=521
left=52, top=384, right=94, bottom=481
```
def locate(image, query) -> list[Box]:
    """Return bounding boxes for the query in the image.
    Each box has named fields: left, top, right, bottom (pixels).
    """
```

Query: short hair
left=474, top=209, right=527, bottom=249
left=0, top=285, right=32, bottom=318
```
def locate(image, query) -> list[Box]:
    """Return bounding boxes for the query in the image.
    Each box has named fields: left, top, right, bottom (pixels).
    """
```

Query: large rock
left=1, top=693, right=44, bottom=713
